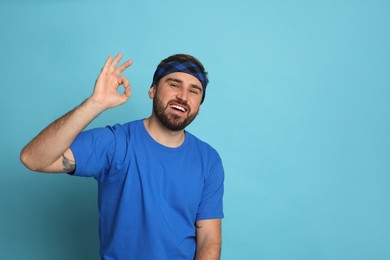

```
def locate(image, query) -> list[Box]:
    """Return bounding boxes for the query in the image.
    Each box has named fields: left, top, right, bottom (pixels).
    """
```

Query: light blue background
left=1, top=0, right=389, bottom=259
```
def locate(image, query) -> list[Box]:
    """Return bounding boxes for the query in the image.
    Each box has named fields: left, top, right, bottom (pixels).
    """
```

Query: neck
left=143, top=115, right=185, bottom=148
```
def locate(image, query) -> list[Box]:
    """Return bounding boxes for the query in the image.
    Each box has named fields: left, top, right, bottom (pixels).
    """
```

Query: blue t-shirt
left=70, top=119, right=224, bottom=260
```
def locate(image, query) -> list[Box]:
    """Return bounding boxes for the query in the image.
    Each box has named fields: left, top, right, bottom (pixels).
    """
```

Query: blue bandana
left=152, top=60, right=209, bottom=103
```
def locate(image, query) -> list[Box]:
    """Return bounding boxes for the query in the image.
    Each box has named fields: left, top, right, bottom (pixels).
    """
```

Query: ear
left=148, top=85, right=156, bottom=99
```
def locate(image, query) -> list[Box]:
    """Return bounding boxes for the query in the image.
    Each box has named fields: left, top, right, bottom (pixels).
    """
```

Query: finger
left=123, top=83, right=132, bottom=100
left=118, top=76, right=131, bottom=99
left=101, top=55, right=113, bottom=71
left=109, top=53, right=123, bottom=72
left=117, top=76, right=129, bottom=89
left=113, top=60, right=133, bottom=78
left=116, top=60, right=133, bottom=75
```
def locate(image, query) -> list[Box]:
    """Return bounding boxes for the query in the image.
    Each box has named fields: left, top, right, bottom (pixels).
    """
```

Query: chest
left=125, top=146, right=205, bottom=213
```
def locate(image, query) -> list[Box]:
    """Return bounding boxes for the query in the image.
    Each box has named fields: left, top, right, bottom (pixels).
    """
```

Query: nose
left=176, top=88, right=188, bottom=101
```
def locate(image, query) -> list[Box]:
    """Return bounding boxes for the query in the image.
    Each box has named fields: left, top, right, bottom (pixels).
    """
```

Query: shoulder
left=105, top=119, right=143, bottom=137
left=186, top=131, right=222, bottom=165
left=110, top=119, right=140, bottom=131
left=73, top=120, right=142, bottom=149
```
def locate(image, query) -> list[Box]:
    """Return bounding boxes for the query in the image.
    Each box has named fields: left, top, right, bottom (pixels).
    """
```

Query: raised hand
left=20, top=53, right=133, bottom=173
left=90, top=53, right=133, bottom=110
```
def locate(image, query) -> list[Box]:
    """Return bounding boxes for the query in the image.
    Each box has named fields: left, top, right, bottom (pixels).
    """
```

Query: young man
left=20, top=54, right=224, bottom=260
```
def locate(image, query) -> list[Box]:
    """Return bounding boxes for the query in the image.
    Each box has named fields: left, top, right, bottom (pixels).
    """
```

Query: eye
left=190, top=88, right=201, bottom=95
left=170, top=83, right=179, bottom=88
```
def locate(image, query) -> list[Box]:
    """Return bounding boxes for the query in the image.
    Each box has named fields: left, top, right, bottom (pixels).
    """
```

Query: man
left=20, top=53, right=224, bottom=260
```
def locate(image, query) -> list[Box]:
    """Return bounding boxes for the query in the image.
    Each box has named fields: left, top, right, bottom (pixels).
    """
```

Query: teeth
left=171, top=105, right=185, bottom=112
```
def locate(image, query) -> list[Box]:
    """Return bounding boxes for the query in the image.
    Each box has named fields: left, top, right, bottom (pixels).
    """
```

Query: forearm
left=195, top=238, right=221, bottom=260
left=20, top=98, right=105, bottom=171
left=21, top=54, right=132, bottom=172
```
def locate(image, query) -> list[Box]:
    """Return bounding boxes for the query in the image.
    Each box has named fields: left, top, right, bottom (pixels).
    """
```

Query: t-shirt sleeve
left=70, top=126, right=117, bottom=180
left=196, top=156, right=225, bottom=220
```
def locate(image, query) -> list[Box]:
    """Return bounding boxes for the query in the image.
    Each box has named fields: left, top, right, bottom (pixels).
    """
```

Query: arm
left=20, top=54, right=132, bottom=173
left=195, top=219, right=222, bottom=260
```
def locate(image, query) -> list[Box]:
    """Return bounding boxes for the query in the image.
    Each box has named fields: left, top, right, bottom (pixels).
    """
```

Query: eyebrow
left=166, top=78, right=183, bottom=84
left=166, top=77, right=203, bottom=93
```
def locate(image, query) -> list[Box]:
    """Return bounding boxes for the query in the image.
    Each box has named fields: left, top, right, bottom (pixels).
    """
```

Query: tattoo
left=62, top=154, right=75, bottom=172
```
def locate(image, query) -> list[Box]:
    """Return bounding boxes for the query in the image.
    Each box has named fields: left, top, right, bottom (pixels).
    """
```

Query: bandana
left=152, top=60, right=209, bottom=103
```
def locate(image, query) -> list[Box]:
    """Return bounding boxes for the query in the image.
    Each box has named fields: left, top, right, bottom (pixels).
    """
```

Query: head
left=149, top=54, right=209, bottom=131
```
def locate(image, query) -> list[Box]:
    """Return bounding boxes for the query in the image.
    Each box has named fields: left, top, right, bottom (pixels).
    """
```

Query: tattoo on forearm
left=62, top=154, right=75, bottom=172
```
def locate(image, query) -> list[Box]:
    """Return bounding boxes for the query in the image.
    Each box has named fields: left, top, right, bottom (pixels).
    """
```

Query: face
left=149, top=72, right=203, bottom=131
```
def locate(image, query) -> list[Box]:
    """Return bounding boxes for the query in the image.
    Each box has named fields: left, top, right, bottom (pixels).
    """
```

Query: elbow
left=20, top=147, right=38, bottom=171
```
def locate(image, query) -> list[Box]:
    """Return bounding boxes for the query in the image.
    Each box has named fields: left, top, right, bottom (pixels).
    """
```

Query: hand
left=90, top=53, right=133, bottom=110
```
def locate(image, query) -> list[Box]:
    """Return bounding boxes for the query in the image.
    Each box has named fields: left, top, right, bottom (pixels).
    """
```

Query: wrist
left=83, top=97, right=107, bottom=115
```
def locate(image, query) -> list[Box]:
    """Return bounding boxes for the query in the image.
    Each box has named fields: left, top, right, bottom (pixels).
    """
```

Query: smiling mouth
left=169, top=103, right=188, bottom=113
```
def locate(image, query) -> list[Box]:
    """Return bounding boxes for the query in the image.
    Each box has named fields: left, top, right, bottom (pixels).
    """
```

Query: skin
left=20, top=54, right=222, bottom=259
left=20, top=54, right=132, bottom=172
left=145, top=72, right=203, bottom=147
left=195, top=219, right=222, bottom=260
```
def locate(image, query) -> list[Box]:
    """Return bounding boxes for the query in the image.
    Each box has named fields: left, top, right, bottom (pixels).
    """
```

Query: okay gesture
left=91, top=53, right=133, bottom=109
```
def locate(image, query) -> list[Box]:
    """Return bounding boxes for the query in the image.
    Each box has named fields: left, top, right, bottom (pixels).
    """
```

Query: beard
left=153, top=96, right=199, bottom=131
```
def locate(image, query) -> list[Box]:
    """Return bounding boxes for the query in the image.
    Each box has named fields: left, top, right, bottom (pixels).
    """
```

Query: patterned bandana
left=151, top=60, right=209, bottom=103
